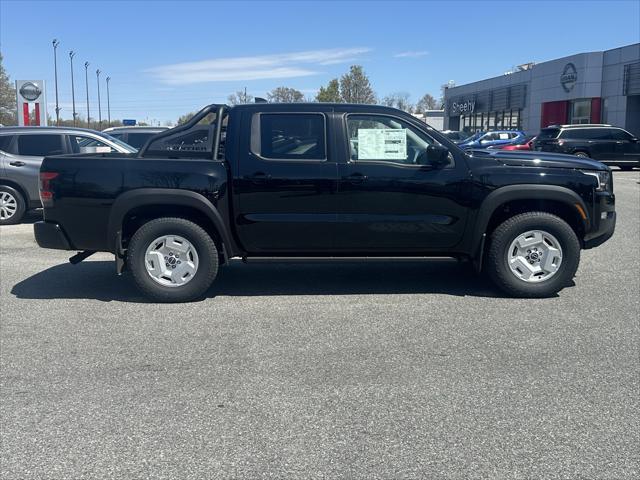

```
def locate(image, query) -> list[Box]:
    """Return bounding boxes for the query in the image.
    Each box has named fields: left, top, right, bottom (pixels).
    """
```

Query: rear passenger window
left=0, top=135, right=14, bottom=153
left=17, top=134, right=65, bottom=156
left=256, top=114, right=326, bottom=160
left=610, top=129, right=633, bottom=141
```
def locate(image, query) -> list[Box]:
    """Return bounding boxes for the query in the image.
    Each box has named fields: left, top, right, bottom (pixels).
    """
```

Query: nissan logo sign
left=560, top=63, right=578, bottom=93
left=19, top=82, right=42, bottom=102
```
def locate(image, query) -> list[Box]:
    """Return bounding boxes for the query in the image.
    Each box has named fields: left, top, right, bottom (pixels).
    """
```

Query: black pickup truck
left=34, top=103, right=616, bottom=302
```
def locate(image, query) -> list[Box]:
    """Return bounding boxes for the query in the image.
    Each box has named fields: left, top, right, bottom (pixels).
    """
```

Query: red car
left=488, top=135, right=535, bottom=151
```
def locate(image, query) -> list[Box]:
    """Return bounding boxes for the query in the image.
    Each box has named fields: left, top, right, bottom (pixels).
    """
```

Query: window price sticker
left=358, top=129, right=407, bottom=160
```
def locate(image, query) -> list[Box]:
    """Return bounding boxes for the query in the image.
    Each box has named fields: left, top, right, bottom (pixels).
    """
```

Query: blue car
left=459, top=130, right=526, bottom=149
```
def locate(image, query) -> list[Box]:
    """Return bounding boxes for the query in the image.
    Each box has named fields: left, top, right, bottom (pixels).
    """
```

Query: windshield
left=464, top=131, right=484, bottom=143
left=538, top=128, right=560, bottom=140
left=512, top=135, right=535, bottom=145
left=94, top=131, right=138, bottom=153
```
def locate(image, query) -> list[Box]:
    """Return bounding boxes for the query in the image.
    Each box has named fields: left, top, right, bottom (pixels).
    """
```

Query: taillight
left=39, top=172, right=59, bottom=207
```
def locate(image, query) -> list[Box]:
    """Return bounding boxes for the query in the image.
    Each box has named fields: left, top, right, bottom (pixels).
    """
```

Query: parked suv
left=0, top=127, right=136, bottom=224
left=533, top=124, right=640, bottom=170
left=102, top=126, right=169, bottom=149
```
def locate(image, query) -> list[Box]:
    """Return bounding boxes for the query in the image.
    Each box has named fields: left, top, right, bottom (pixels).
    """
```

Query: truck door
left=334, top=112, right=470, bottom=252
left=234, top=108, right=338, bottom=253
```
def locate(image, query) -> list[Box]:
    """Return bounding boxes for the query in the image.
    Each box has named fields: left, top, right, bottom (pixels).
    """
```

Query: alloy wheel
left=506, top=230, right=563, bottom=283
left=144, top=235, right=200, bottom=287
left=0, top=192, right=18, bottom=221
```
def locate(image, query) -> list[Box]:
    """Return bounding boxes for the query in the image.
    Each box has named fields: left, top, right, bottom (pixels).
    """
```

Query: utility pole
left=84, top=62, right=90, bottom=128
left=69, top=51, right=77, bottom=126
left=96, top=69, right=102, bottom=130
left=52, top=39, right=60, bottom=125
left=106, top=76, right=111, bottom=127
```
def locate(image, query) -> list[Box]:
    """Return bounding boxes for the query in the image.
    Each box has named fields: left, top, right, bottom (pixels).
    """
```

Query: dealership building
left=443, top=43, right=640, bottom=136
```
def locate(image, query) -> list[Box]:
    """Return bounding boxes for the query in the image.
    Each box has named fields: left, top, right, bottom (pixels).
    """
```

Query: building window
left=569, top=99, right=592, bottom=124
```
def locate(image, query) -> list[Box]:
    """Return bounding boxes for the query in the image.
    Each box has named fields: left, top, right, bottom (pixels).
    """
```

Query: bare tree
left=340, top=65, right=376, bottom=104
left=382, top=92, right=413, bottom=113
left=227, top=88, right=253, bottom=105
left=267, top=86, right=304, bottom=103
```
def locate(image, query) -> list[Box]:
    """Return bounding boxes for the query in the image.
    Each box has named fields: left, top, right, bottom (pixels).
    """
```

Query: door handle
left=342, top=173, right=368, bottom=184
left=246, top=172, right=272, bottom=183
left=9, top=161, right=26, bottom=167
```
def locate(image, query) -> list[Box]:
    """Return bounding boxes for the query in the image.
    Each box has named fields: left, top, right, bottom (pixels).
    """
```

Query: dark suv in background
left=533, top=124, right=640, bottom=170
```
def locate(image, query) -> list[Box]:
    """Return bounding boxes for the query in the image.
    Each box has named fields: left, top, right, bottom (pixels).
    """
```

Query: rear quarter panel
left=42, top=153, right=228, bottom=251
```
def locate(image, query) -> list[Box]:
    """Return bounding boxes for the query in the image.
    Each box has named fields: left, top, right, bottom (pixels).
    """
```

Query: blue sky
left=1, top=0, right=639, bottom=124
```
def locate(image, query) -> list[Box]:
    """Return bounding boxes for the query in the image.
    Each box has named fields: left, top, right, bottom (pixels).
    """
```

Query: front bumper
left=34, top=221, right=73, bottom=250
left=583, top=191, right=616, bottom=249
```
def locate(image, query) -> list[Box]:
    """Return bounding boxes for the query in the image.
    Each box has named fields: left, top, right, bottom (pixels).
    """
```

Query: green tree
left=177, top=111, right=197, bottom=125
left=382, top=92, right=413, bottom=113
left=414, top=93, right=438, bottom=113
left=0, top=53, right=17, bottom=126
left=267, top=86, right=304, bottom=103
left=316, top=78, right=341, bottom=103
left=340, top=65, right=376, bottom=104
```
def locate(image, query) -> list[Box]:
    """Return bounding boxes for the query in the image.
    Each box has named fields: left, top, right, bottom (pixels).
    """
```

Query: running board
left=69, top=250, right=96, bottom=264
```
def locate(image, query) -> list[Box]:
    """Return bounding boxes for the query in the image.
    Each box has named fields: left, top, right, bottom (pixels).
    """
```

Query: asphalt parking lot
left=1, top=171, right=638, bottom=479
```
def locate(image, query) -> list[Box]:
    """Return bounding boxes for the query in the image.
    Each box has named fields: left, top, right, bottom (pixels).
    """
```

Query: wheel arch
left=107, top=189, right=241, bottom=261
left=471, top=185, right=590, bottom=262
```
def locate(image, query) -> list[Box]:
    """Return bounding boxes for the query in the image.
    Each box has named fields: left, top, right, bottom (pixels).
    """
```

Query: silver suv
left=0, top=127, right=136, bottom=224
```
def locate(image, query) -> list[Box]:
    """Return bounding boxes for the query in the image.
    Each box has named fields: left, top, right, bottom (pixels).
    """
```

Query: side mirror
left=418, top=145, right=450, bottom=167
left=631, top=137, right=638, bottom=143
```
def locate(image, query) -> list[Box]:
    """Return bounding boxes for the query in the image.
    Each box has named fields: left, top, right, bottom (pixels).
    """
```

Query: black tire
left=573, top=151, right=590, bottom=158
left=127, top=217, right=219, bottom=302
left=0, top=185, right=27, bottom=225
left=618, top=165, right=634, bottom=171
left=486, top=212, right=580, bottom=298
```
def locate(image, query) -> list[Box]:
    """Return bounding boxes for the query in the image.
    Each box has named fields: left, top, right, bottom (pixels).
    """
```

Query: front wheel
left=485, top=212, right=580, bottom=298
left=573, top=151, right=590, bottom=158
left=127, top=217, right=219, bottom=302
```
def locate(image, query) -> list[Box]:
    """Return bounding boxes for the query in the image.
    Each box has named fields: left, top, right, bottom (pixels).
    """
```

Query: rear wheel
left=486, top=212, right=580, bottom=298
left=0, top=186, right=26, bottom=225
left=127, top=217, right=219, bottom=302
left=573, top=151, right=590, bottom=158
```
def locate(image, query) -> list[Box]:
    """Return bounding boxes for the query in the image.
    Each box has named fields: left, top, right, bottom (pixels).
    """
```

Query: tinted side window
left=346, top=114, right=449, bottom=166
left=0, top=135, right=15, bottom=153
left=126, top=133, right=154, bottom=149
left=610, top=129, right=633, bottom=141
left=17, top=134, right=65, bottom=156
left=561, top=128, right=611, bottom=140
left=109, top=133, right=124, bottom=140
left=258, top=114, right=326, bottom=160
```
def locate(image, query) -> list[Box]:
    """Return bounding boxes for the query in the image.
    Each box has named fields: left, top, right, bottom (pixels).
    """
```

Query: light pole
left=69, top=51, right=77, bottom=126
left=84, top=62, right=90, bottom=128
left=96, top=69, right=102, bottom=130
left=106, top=76, right=111, bottom=127
left=52, top=39, right=60, bottom=125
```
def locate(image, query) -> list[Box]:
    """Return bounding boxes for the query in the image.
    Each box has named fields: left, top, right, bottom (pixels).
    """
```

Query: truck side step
left=69, top=250, right=96, bottom=265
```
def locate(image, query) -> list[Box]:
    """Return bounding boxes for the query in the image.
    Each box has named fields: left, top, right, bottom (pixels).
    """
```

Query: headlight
left=580, top=170, right=610, bottom=192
